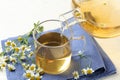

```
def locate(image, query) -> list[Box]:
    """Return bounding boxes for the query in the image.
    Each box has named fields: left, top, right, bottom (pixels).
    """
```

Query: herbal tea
left=72, top=0, right=120, bottom=38
left=35, top=32, right=71, bottom=74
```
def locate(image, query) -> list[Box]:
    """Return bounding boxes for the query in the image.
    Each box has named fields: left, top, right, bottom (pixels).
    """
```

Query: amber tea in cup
left=35, top=32, right=71, bottom=74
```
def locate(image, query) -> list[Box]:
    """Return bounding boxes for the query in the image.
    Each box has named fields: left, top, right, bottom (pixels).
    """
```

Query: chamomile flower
left=24, top=64, right=30, bottom=70
left=20, top=45, right=31, bottom=52
left=22, top=63, right=26, bottom=67
left=28, top=51, right=34, bottom=58
left=81, top=67, right=94, bottom=75
left=36, top=67, right=44, bottom=75
left=29, top=64, right=36, bottom=71
left=35, top=73, right=42, bottom=80
left=10, top=56, right=17, bottom=63
left=7, top=64, right=16, bottom=71
left=14, top=47, right=20, bottom=53
left=20, top=45, right=27, bottom=52
left=0, top=62, right=7, bottom=70
left=36, top=67, right=43, bottom=73
left=27, top=46, right=31, bottom=51
left=5, top=40, right=12, bottom=46
left=29, top=76, right=35, bottom=80
left=81, top=68, right=87, bottom=75
left=23, top=70, right=34, bottom=79
left=3, top=56, right=9, bottom=62
left=11, top=41, right=16, bottom=48
left=20, top=55, right=26, bottom=60
left=17, top=36, right=23, bottom=42
left=22, top=63, right=29, bottom=70
left=72, top=71, right=79, bottom=80
left=86, top=67, right=94, bottom=75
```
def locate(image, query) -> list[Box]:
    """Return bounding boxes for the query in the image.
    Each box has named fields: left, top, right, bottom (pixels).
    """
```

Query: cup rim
left=33, top=19, right=71, bottom=48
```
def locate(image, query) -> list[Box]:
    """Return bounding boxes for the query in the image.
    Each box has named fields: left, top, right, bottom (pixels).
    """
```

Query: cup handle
left=71, top=35, right=86, bottom=57
left=59, top=8, right=86, bottom=57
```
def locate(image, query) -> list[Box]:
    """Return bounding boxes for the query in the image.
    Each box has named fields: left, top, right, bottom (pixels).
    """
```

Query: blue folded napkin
left=1, top=23, right=116, bottom=80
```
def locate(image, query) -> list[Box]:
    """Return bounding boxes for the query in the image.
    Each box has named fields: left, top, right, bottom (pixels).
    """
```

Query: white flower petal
left=86, top=67, right=94, bottom=74
left=81, top=68, right=87, bottom=75
left=23, top=70, right=34, bottom=78
left=7, top=64, right=16, bottom=71
left=5, top=40, right=12, bottom=46
left=10, top=56, right=17, bottom=63
left=72, top=71, right=79, bottom=79
left=11, top=42, right=16, bottom=48
left=29, top=64, right=36, bottom=71
left=20, top=55, right=26, bottom=60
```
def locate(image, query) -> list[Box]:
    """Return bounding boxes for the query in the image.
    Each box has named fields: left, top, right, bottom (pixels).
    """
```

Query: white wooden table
left=0, top=0, right=120, bottom=80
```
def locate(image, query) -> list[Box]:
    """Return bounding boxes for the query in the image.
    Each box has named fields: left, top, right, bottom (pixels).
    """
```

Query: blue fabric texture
left=1, top=23, right=116, bottom=80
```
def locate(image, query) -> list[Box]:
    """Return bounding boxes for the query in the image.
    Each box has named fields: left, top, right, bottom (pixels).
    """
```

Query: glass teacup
left=33, top=19, right=86, bottom=74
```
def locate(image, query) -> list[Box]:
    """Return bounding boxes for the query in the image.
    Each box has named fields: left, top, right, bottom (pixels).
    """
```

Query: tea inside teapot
left=72, top=0, right=120, bottom=38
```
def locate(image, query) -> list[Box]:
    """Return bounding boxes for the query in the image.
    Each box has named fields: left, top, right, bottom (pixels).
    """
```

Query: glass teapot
left=60, top=0, right=120, bottom=38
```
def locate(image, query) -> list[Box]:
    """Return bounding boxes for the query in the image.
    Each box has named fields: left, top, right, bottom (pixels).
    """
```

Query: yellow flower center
left=73, top=73, right=78, bottom=77
left=17, top=36, right=22, bottom=41
left=6, top=42, right=11, bottom=46
left=14, top=47, right=19, bottom=53
left=87, top=69, right=93, bottom=74
left=1, top=64, right=6, bottom=67
left=30, top=53, right=33, bottom=56
left=26, top=73, right=31, bottom=78
left=11, top=43, right=16, bottom=47
left=11, top=59, right=16, bottom=63
left=8, top=67, right=14, bottom=71
left=30, top=76, right=34, bottom=80
left=36, top=76, right=40, bottom=80
left=30, top=66, right=35, bottom=71
left=22, top=46, right=25, bottom=51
